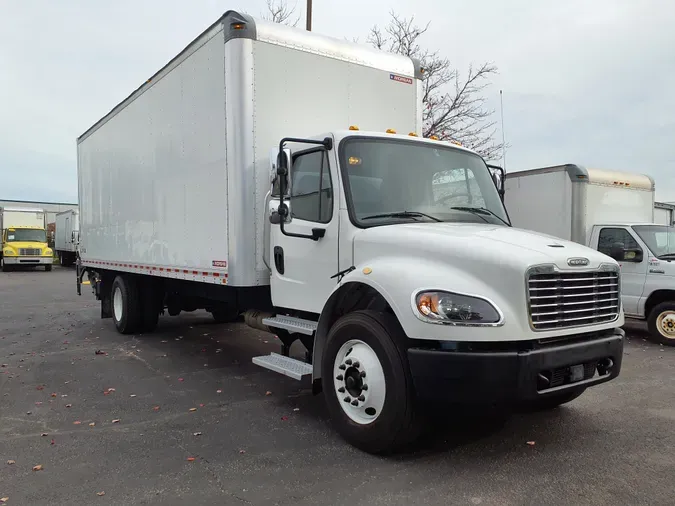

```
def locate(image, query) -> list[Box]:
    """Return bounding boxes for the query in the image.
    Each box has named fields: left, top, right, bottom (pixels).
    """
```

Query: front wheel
left=321, top=310, right=420, bottom=454
left=648, top=302, right=675, bottom=346
left=111, top=275, right=141, bottom=334
left=45, top=264, right=52, bottom=272
left=1, top=259, right=10, bottom=272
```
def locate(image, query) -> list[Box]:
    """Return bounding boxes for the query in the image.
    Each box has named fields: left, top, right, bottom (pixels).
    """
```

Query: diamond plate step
left=262, top=315, right=318, bottom=336
left=252, top=353, right=313, bottom=381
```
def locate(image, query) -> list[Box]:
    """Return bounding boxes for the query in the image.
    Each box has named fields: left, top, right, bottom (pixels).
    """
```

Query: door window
left=290, top=150, right=333, bottom=223
left=598, top=228, right=641, bottom=261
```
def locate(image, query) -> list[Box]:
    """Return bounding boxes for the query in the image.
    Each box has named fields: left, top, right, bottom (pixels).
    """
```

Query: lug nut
left=338, top=386, right=345, bottom=393
left=338, top=364, right=346, bottom=370
left=336, top=374, right=343, bottom=381
left=345, top=359, right=352, bottom=365
left=353, top=361, right=360, bottom=368
left=360, top=371, right=366, bottom=378
left=351, top=400, right=359, bottom=406
left=343, top=396, right=351, bottom=403
left=362, top=384, right=368, bottom=391
left=358, top=395, right=365, bottom=401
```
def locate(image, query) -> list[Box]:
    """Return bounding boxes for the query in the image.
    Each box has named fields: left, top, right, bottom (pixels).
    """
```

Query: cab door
left=269, top=146, right=340, bottom=314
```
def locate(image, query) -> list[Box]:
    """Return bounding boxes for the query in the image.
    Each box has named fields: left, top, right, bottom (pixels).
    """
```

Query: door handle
left=274, top=246, right=285, bottom=275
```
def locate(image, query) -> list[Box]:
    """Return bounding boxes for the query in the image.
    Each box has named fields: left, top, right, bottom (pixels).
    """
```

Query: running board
left=262, top=315, right=317, bottom=336
left=252, top=353, right=312, bottom=381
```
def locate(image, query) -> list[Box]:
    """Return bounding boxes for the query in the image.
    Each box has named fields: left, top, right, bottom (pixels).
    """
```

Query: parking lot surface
left=1, top=267, right=674, bottom=505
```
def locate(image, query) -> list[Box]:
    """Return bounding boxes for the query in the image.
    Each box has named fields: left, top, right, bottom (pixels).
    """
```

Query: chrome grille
left=527, top=270, right=620, bottom=330
left=19, top=248, right=42, bottom=256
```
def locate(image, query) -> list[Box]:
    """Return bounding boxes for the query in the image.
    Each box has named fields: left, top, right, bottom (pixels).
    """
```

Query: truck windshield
left=633, top=225, right=675, bottom=258
left=340, top=137, right=509, bottom=226
left=5, top=229, right=46, bottom=243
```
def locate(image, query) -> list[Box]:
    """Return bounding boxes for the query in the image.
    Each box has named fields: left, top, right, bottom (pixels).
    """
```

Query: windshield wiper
left=657, top=253, right=675, bottom=260
left=362, top=211, right=442, bottom=222
left=449, top=206, right=510, bottom=226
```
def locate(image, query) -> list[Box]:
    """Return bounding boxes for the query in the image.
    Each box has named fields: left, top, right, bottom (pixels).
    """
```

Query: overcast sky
left=1, top=0, right=674, bottom=203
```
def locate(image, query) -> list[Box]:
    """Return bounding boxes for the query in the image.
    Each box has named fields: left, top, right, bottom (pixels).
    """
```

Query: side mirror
left=487, top=164, right=505, bottom=202
left=276, top=148, right=292, bottom=197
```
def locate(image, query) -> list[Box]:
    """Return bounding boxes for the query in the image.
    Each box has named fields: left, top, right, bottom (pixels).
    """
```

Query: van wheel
left=111, top=275, right=141, bottom=334
left=648, top=302, right=675, bottom=346
left=322, top=310, right=421, bottom=454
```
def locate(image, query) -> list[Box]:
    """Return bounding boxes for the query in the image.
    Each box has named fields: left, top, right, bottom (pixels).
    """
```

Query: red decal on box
left=390, top=73, right=413, bottom=85
left=212, top=260, right=227, bottom=268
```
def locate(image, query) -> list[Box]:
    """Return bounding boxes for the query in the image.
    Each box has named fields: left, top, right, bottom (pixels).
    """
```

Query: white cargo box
left=0, top=207, right=46, bottom=230
left=504, top=165, right=655, bottom=245
left=55, top=209, right=79, bottom=252
left=77, top=11, right=423, bottom=287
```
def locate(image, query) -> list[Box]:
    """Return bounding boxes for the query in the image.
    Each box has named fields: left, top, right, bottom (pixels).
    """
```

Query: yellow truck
left=0, top=207, right=53, bottom=272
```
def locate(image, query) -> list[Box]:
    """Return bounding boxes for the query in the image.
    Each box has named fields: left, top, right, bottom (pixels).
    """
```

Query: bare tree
left=369, top=12, right=504, bottom=161
left=262, top=0, right=300, bottom=27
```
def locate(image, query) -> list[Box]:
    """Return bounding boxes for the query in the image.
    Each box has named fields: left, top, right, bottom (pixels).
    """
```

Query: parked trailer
left=77, top=12, right=624, bottom=453
left=55, top=209, right=79, bottom=266
left=1, top=207, right=53, bottom=272
left=505, top=165, right=675, bottom=346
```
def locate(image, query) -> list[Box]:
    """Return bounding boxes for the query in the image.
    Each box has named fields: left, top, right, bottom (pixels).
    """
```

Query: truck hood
left=3, top=241, right=48, bottom=252
left=352, top=223, right=615, bottom=272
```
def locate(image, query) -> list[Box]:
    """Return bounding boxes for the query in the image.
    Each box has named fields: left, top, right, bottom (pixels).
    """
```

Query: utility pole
left=306, top=0, right=312, bottom=31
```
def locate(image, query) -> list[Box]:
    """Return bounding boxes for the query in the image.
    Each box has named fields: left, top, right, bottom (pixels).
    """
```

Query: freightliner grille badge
left=567, top=257, right=590, bottom=266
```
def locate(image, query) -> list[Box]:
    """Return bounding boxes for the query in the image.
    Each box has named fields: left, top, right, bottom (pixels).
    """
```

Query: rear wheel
left=138, top=281, right=161, bottom=333
left=210, top=304, right=239, bottom=323
left=321, top=310, right=421, bottom=454
left=648, top=302, right=675, bottom=346
left=111, top=275, right=141, bottom=334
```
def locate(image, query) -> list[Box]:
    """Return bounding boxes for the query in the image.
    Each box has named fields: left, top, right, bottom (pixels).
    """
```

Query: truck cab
left=1, top=207, right=53, bottom=272
left=589, top=223, right=675, bottom=344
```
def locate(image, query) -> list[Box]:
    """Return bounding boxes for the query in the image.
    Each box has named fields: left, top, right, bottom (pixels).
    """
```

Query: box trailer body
left=55, top=209, right=79, bottom=266
left=77, top=13, right=625, bottom=453
left=654, top=202, right=675, bottom=226
left=1, top=207, right=53, bottom=271
left=506, top=164, right=675, bottom=346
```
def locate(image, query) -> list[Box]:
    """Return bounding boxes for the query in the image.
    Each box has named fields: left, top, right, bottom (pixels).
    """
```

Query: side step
left=252, top=353, right=312, bottom=381
left=262, top=315, right=317, bottom=336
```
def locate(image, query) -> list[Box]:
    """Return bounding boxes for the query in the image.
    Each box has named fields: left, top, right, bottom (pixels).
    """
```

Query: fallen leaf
left=41, top=433, right=48, bottom=437
left=161, top=340, right=167, bottom=343
left=201, top=348, right=207, bottom=352
left=7, top=460, right=15, bottom=465
left=187, top=457, right=196, bottom=462
left=26, top=411, right=32, bottom=415
left=239, top=449, right=246, bottom=454
left=89, top=422, right=96, bottom=427
left=61, top=394, right=67, bottom=398
left=112, top=419, right=120, bottom=424
left=280, top=416, right=288, bottom=421
left=293, top=408, right=300, bottom=412
left=178, top=378, right=184, bottom=382
left=193, top=432, right=202, bottom=436
left=526, top=441, right=536, bottom=446
left=199, top=403, right=204, bottom=407
left=96, top=491, right=105, bottom=497
left=50, top=393, right=57, bottom=398
left=153, top=406, right=160, bottom=411
left=32, top=464, right=43, bottom=471
left=189, top=408, right=197, bottom=412
left=65, top=404, right=72, bottom=408
left=95, top=350, right=105, bottom=355
left=73, top=421, right=81, bottom=425
left=51, top=439, right=55, bottom=445
left=216, top=389, right=222, bottom=394
left=265, top=391, right=272, bottom=396
left=1, top=364, right=6, bottom=368
left=35, top=402, right=42, bottom=406
left=0, top=497, right=8, bottom=503
left=129, top=394, right=137, bottom=398
left=107, top=388, right=116, bottom=392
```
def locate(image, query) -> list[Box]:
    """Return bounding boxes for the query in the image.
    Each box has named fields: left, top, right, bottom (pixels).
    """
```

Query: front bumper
left=3, top=256, right=53, bottom=265
left=407, top=328, right=624, bottom=405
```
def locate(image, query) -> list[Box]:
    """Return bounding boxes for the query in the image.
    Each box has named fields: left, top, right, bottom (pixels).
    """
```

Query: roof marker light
left=349, top=125, right=359, bottom=131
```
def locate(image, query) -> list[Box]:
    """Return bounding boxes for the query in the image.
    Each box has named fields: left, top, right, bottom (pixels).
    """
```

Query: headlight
left=44, top=249, right=53, bottom=256
left=3, top=249, right=16, bottom=256
left=413, top=290, right=502, bottom=325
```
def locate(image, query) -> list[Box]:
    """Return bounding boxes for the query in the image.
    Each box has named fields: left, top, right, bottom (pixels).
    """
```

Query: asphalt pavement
left=1, top=266, right=674, bottom=505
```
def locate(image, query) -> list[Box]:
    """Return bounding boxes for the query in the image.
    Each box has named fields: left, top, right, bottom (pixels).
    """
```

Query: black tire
left=45, top=264, right=52, bottom=272
left=1, top=259, right=10, bottom=272
left=521, top=388, right=586, bottom=412
left=111, top=275, right=141, bottom=334
left=321, top=310, right=421, bottom=454
left=647, top=301, right=675, bottom=346
left=211, top=304, right=239, bottom=323
left=138, top=281, right=161, bottom=333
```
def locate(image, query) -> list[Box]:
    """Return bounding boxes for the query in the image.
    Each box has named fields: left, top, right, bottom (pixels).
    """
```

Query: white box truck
left=55, top=209, right=79, bottom=267
left=505, top=164, right=675, bottom=346
left=654, top=202, right=675, bottom=226
left=76, top=12, right=625, bottom=453
left=1, top=207, right=53, bottom=272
